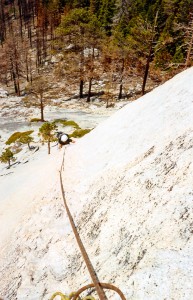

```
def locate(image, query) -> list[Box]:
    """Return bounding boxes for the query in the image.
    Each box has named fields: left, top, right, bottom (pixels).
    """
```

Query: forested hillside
left=0, top=0, right=193, bottom=100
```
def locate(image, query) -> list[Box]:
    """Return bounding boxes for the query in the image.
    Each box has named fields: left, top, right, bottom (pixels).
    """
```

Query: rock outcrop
left=0, top=68, right=193, bottom=299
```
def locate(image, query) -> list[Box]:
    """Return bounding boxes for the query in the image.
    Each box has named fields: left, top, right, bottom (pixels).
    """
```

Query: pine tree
left=56, top=8, right=103, bottom=99
left=56, top=8, right=90, bottom=97
left=99, top=0, right=117, bottom=35
left=26, top=76, right=50, bottom=122
left=142, top=10, right=159, bottom=95
left=84, top=15, right=104, bottom=101
left=0, top=148, right=15, bottom=168
left=109, top=27, right=132, bottom=99
left=39, top=122, right=57, bottom=154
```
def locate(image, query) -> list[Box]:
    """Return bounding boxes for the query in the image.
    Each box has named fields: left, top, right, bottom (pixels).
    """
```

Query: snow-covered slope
left=0, top=68, right=193, bottom=299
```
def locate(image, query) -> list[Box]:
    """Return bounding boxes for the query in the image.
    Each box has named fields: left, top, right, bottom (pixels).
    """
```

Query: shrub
left=30, top=118, right=43, bottom=122
left=54, top=119, right=80, bottom=129
left=6, top=131, right=34, bottom=145
left=70, top=129, right=91, bottom=138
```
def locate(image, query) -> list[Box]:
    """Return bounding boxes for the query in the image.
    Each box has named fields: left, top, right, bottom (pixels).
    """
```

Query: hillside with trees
left=0, top=0, right=193, bottom=100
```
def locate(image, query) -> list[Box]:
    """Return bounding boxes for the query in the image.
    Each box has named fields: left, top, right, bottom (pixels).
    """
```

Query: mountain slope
left=0, top=68, right=193, bottom=299
left=63, top=67, right=193, bottom=299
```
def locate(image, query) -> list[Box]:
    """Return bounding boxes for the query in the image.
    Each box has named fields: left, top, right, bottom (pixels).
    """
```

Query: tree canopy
left=0, top=0, right=193, bottom=97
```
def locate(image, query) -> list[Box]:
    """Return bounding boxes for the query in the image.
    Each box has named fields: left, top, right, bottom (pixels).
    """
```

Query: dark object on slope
left=56, top=132, right=72, bottom=146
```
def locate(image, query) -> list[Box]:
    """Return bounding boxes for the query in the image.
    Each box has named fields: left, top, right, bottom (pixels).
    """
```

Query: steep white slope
left=63, top=67, right=193, bottom=299
left=64, top=67, right=193, bottom=187
left=0, top=147, right=63, bottom=255
left=0, top=68, right=193, bottom=300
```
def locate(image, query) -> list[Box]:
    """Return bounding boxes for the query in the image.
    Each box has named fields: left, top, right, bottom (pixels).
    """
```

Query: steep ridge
left=0, top=68, right=193, bottom=299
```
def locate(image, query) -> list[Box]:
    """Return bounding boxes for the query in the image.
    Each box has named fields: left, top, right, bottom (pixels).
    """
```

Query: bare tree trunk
left=79, top=46, right=84, bottom=98
left=10, top=60, right=18, bottom=94
left=29, top=56, right=33, bottom=83
left=48, top=140, right=50, bottom=154
left=28, top=22, right=32, bottom=48
left=106, top=98, right=109, bottom=108
left=87, top=77, right=92, bottom=102
left=5, top=73, right=8, bottom=86
left=142, top=11, right=158, bottom=95
left=118, top=83, right=123, bottom=99
left=118, top=58, right=125, bottom=99
left=16, top=78, right=20, bottom=96
left=80, top=79, right=84, bottom=98
left=185, top=30, right=193, bottom=69
left=42, top=26, right=47, bottom=61
left=142, top=46, right=153, bottom=95
left=0, top=0, right=6, bottom=43
left=12, top=0, right=16, bottom=18
left=40, top=93, right=44, bottom=121
left=30, top=0, right=35, bottom=28
left=18, top=0, right=23, bottom=39
left=15, top=61, right=21, bottom=96
left=25, top=52, right=29, bottom=82
left=36, top=28, right=42, bottom=69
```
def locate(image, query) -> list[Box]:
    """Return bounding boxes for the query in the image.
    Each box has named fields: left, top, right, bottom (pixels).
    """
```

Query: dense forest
left=0, top=0, right=193, bottom=100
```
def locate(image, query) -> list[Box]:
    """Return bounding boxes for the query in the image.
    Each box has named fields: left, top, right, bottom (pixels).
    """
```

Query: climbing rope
left=50, top=153, right=127, bottom=300
left=59, top=169, right=108, bottom=300
left=50, top=292, right=95, bottom=300
left=51, top=282, right=127, bottom=300
left=71, top=283, right=126, bottom=300
left=50, top=292, right=69, bottom=300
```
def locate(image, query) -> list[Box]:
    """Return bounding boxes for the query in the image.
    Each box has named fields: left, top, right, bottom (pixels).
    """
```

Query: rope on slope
left=51, top=152, right=127, bottom=300
left=50, top=291, right=95, bottom=300
left=71, top=283, right=126, bottom=300
left=59, top=156, right=108, bottom=300
left=51, top=282, right=127, bottom=300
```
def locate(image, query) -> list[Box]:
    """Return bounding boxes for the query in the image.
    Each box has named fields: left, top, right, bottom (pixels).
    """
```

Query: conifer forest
left=0, top=0, right=193, bottom=101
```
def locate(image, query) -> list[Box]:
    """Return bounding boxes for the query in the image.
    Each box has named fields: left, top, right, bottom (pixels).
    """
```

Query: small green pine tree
left=19, top=135, right=34, bottom=150
left=39, top=122, right=57, bottom=154
left=0, top=148, right=15, bottom=168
